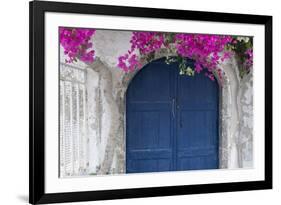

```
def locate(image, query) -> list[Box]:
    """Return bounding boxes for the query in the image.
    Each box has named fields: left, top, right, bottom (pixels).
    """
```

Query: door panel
left=177, top=69, right=219, bottom=170
left=126, top=59, right=175, bottom=173
left=126, top=58, right=219, bottom=173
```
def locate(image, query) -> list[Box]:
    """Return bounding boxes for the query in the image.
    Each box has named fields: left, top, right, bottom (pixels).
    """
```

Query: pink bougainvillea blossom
left=244, top=48, right=253, bottom=70
left=117, top=32, right=165, bottom=72
left=117, top=52, right=142, bottom=72
left=130, top=32, right=165, bottom=55
left=118, top=32, right=233, bottom=81
left=174, top=34, right=233, bottom=80
left=59, top=27, right=251, bottom=82
left=194, top=62, right=203, bottom=73
left=59, top=27, right=96, bottom=63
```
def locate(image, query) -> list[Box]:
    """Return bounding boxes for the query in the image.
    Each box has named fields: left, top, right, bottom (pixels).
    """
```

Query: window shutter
left=59, top=63, right=89, bottom=177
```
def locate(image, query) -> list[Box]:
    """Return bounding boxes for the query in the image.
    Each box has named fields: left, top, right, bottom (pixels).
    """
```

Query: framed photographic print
left=29, top=0, right=272, bottom=204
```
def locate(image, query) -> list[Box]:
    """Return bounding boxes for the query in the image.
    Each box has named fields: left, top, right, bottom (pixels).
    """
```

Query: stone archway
left=87, top=50, right=243, bottom=174
left=121, top=51, right=241, bottom=170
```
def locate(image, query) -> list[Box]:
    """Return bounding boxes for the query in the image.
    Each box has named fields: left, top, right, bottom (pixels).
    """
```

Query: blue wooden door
left=126, top=58, right=219, bottom=173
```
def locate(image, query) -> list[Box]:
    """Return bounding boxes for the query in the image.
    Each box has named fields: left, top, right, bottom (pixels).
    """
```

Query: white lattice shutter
left=59, top=63, right=89, bottom=177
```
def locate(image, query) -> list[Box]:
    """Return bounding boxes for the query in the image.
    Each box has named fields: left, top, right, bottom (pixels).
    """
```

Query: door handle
left=172, top=98, right=175, bottom=119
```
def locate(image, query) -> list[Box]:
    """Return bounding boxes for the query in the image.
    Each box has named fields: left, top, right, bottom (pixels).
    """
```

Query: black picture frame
left=29, top=1, right=272, bottom=204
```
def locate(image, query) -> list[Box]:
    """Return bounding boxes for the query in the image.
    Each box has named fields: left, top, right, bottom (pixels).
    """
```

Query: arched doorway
left=126, top=58, right=219, bottom=173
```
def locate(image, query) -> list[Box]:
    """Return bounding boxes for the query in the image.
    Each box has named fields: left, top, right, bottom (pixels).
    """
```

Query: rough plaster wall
left=220, top=59, right=241, bottom=168
left=93, top=30, right=132, bottom=69
left=60, top=30, right=253, bottom=176
left=58, top=30, right=131, bottom=175
left=237, top=71, right=253, bottom=168
left=220, top=59, right=253, bottom=169
left=219, top=72, right=231, bottom=169
left=86, top=68, right=100, bottom=174
left=86, top=30, right=132, bottom=174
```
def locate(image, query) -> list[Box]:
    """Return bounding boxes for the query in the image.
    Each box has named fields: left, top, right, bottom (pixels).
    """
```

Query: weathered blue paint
left=126, top=58, right=219, bottom=173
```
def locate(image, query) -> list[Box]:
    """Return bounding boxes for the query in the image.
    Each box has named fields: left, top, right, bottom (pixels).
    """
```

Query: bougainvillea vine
left=59, top=27, right=96, bottom=63
left=117, top=32, right=235, bottom=81
left=59, top=27, right=253, bottom=82
left=173, top=34, right=233, bottom=80
left=117, top=32, right=165, bottom=72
